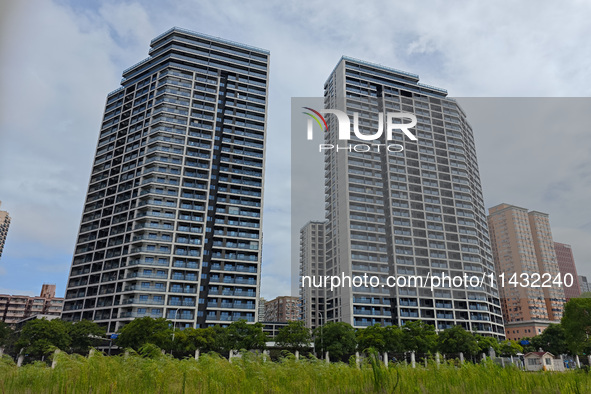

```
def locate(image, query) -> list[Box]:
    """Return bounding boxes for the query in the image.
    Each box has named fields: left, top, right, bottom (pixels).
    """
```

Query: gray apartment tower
left=299, top=221, right=327, bottom=328
left=300, top=57, right=504, bottom=337
left=62, top=28, right=269, bottom=332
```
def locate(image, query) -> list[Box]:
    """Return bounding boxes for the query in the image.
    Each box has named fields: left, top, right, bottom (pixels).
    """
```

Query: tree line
left=1, top=297, right=589, bottom=364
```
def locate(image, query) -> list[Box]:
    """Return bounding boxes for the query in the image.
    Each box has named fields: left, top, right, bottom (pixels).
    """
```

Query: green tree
left=15, top=318, right=70, bottom=359
left=275, top=321, right=311, bottom=353
left=314, top=322, right=356, bottom=361
left=437, top=325, right=478, bottom=356
left=67, top=320, right=106, bottom=354
left=223, top=320, right=267, bottom=351
left=211, top=325, right=229, bottom=353
left=384, top=325, right=403, bottom=353
left=116, top=317, right=172, bottom=351
left=562, top=298, right=591, bottom=355
left=475, top=334, right=500, bottom=355
left=174, top=327, right=217, bottom=355
left=0, top=321, right=13, bottom=347
left=520, top=335, right=544, bottom=353
left=538, top=324, right=568, bottom=356
left=401, top=321, right=437, bottom=354
left=499, top=340, right=523, bottom=357
left=356, top=323, right=387, bottom=353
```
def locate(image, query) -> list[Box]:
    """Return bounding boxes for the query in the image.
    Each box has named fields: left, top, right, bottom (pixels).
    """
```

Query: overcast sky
left=1, top=0, right=590, bottom=299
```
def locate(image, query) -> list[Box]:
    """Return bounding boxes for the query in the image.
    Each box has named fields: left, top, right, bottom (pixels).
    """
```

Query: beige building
left=264, top=296, right=300, bottom=322
left=0, top=201, right=10, bottom=260
left=487, top=204, right=565, bottom=340
left=0, top=284, right=64, bottom=326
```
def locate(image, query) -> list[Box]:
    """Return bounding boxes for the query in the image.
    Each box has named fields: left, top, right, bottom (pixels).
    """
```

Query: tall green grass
left=1, top=352, right=589, bottom=393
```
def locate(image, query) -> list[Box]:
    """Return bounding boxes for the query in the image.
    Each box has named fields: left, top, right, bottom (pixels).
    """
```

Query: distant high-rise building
left=61, top=28, right=270, bottom=332
left=0, top=201, right=10, bottom=260
left=0, top=284, right=64, bottom=326
left=487, top=204, right=566, bottom=340
left=264, top=296, right=300, bottom=322
left=301, top=57, right=504, bottom=337
left=258, top=297, right=266, bottom=322
left=554, top=242, right=580, bottom=301
left=579, top=276, right=591, bottom=294
left=299, top=221, right=326, bottom=329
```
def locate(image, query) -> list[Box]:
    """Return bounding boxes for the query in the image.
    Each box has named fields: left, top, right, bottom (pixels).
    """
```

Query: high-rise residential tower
left=487, top=204, right=566, bottom=340
left=579, top=275, right=591, bottom=294
left=62, top=28, right=270, bottom=332
left=302, top=57, right=504, bottom=337
left=0, top=201, right=10, bottom=260
left=554, top=242, right=580, bottom=301
left=299, top=220, right=327, bottom=328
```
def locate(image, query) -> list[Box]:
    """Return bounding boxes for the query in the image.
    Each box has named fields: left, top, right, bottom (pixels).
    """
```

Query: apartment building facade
left=61, top=28, right=269, bottom=332
left=0, top=284, right=64, bottom=326
left=264, top=296, right=300, bottom=322
left=301, top=57, right=504, bottom=337
left=487, top=204, right=566, bottom=340
left=579, top=275, right=591, bottom=294
left=554, top=242, right=580, bottom=301
left=299, top=221, right=327, bottom=328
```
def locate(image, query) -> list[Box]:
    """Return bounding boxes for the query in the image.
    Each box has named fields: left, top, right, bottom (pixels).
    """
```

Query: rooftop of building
left=325, top=55, right=448, bottom=96
left=488, top=203, right=550, bottom=217
left=488, top=203, right=529, bottom=215
left=150, top=27, right=270, bottom=55
left=110, top=27, right=270, bottom=97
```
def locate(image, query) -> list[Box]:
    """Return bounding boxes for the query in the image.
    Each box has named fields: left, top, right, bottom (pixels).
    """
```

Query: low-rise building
left=264, top=296, right=300, bottom=322
left=524, top=351, right=563, bottom=372
left=503, top=320, right=552, bottom=340
left=0, top=284, right=64, bottom=326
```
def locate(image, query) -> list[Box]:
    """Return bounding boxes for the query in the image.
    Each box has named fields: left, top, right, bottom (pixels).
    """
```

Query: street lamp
left=317, top=310, right=324, bottom=358
left=170, top=308, right=180, bottom=355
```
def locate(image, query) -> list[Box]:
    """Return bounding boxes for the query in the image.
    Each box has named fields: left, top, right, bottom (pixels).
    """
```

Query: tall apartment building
left=579, top=276, right=591, bottom=294
left=264, top=296, right=300, bottom=322
left=0, top=201, right=10, bottom=260
left=487, top=204, right=565, bottom=340
left=0, top=284, right=64, bottom=326
left=62, top=28, right=270, bottom=332
left=554, top=242, right=580, bottom=301
left=257, top=297, right=266, bottom=322
left=299, top=221, right=327, bottom=328
left=301, top=57, right=504, bottom=337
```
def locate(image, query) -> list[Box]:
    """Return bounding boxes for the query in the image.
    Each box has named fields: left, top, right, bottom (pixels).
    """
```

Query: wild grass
left=0, top=352, right=589, bottom=393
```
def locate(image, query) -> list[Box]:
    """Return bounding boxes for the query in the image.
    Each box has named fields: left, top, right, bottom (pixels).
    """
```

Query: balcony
left=218, top=315, right=254, bottom=322
left=126, top=272, right=168, bottom=280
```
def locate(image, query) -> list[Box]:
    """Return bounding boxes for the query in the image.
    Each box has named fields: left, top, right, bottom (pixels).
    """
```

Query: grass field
left=1, top=352, right=590, bottom=393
